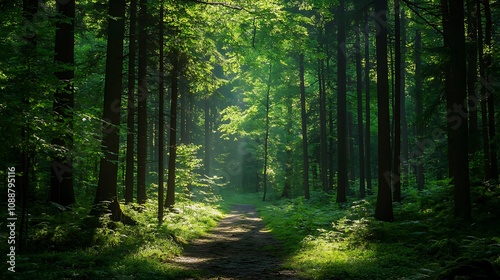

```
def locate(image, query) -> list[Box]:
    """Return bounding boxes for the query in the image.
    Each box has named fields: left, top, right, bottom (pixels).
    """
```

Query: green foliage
left=255, top=184, right=500, bottom=280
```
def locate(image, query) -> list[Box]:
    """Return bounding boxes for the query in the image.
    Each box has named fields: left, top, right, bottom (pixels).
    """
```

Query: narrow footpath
left=173, top=204, right=304, bottom=280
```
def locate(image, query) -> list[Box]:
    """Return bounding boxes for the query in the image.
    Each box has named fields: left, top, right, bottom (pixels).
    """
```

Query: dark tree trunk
left=374, top=0, right=394, bottom=222
left=364, top=11, right=372, bottom=193
left=281, top=95, right=293, bottom=199
left=204, top=97, right=211, bottom=176
left=414, top=30, right=425, bottom=191
left=51, top=0, right=75, bottom=206
left=484, top=0, right=498, bottom=180
left=299, top=54, right=310, bottom=199
left=93, top=0, right=127, bottom=222
left=136, top=0, right=148, bottom=204
left=444, top=0, right=471, bottom=221
left=466, top=0, right=478, bottom=152
left=336, top=0, right=348, bottom=203
left=400, top=10, right=409, bottom=188
left=158, top=1, right=165, bottom=223
left=318, top=57, right=328, bottom=192
left=165, top=49, right=179, bottom=209
left=125, top=0, right=137, bottom=204
left=355, top=25, right=366, bottom=198
left=392, top=0, right=402, bottom=203
left=263, top=63, right=272, bottom=201
left=476, top=0, right=490, bottom=180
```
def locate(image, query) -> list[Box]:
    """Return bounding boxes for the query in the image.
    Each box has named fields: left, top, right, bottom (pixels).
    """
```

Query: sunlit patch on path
left=172, top=204, right=304, bottom=279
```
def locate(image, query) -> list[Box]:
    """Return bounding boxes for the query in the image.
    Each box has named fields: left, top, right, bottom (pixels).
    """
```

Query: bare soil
left=173, top=204, right=304, bottom=280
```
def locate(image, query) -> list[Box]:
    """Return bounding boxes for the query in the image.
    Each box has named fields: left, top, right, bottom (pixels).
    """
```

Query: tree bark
left=125, top=0, right=137, bottom=204
left=393, top=0, right=402, bottom=202
left=336, top=0, right=348, bottom=203
left=166, top=49, right=179, bottom=209
left=299, top=53, right=310, bottom=199
left=466, top=0, right=478, bottom=152
left=93, top=0, right=127, bottom=222
left=414, top=30, right=425, bottom=191
left=158, top=1, right=165, bottom=223
left=374, top=0, right=394, bottom=222
left=51, top=0, right=75, bottom=206
left=263, top=63, right=272, bottom=201
left=364, top=11, right=372, bottom=193
left=355, top=25, right=365, bottom=198
left=136, top=0, right=148, bottom=204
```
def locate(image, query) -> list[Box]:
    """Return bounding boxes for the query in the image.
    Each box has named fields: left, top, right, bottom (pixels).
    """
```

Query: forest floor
left=172, top=204, right=305, bottom=280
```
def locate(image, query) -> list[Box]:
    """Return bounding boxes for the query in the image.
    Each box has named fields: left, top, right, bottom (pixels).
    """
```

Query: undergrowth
left=2, top=198, right=224, bottom=280
left=252, top=182, right=500, bottom=280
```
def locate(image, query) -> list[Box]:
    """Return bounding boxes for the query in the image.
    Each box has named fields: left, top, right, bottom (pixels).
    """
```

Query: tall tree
left=136, top=0, right=148, bottom=204
left=165, top=48, right=179, bottom=209
left=125, top=0, right=137, bottom=204
left=392, top=0, right=402, bottom=202
left=158, top=0, right=165, bottom=223
left=262, top=63, right=272, bottom=201
left=374, top=0, right=394, bottom=222
left=466, top=0, right=478, bottom=152
left=364, top=11, right=372, bottom=193
left=355, top=25, right=365, bottom=198
left=484, top=0, right=498, bottom=180
left=93, top=0, right=127, bottom=221
left=299, top=53, right=310, bottom=199
left=414, top=29, right=425, bottom=191
left=444, top=0, right=471, bottom=220
left=336, top=0, right=348, bottom=203
left=50, top=0, right=75, bottom=206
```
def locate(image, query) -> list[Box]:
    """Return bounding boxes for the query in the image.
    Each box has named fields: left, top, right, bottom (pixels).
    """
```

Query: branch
left=401, top=0, right=444, bottom=36
left=191, top=0, right=248, bottom=11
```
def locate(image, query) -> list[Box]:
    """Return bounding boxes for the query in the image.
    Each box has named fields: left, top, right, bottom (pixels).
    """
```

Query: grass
left=2, top=198, right=224, bottom=280
left=245, top=182, right=500, bottom=279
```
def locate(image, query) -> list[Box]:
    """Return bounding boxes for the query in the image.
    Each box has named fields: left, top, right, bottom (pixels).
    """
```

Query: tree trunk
left=93, top=0, right=127, bottom=222
left=166, top=49, right=179, bottom=209
left=374, top=0, right=394, bottom=222
left=355, top=25, right=366, bottom=198
left=281, top=95, right=293, bottom=199
left=158, top=1, right=165, bottom=223
left=125, top=0, right=137, bottom=204
left=336, top=0, right=348, bottom=203
left=136, top=0, right=148, bottom=204
left=466, top=0, right=478, bottom=152
left=393, top=0, right=402, bottom=203
left=204, top=97, right=211, bottom=176
left=400, top=10, right=409, bottom=188
left=414, top=30, right=425, bottom=191
left=484, top=0, right=498, bottom=180
left=263, top=63, right=272, bottom=201
left=364, top=11, right=372, bottom=193
left=299, top=53, right=310, bottom=199
left=51, top=0, right=75, bottom=206
left=444, top=0, right=471, bottom=221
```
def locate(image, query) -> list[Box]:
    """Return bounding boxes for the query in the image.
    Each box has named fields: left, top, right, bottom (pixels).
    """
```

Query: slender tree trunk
left=158, top=1, right=165, bottom=223
left=204, top=97, right=211, bottom=176
left=93, top=0, right=127, bottom=222
left=484, top=0, right=498, bottom=180
left=263, top=63, right=272, bottom=201
left=414, top=30, right=425, bottom=190
left=299, top=54, right=310, bottom=199
left=336, top=0, right=348, bottom=203
left=281, top=95, right=293, bottom=198
left=355, top=26, right=366, bottom=198
left=476, top=0, right=490, bottom=179
left=364, top=11, right=372, bottom=193
left=125, top=0, right=137, bottom=204
left=165, top=49, right=179, bottom=209
left=400, top=10, right=409, bottom=188
left=466, top=0, right=478, bottom=152
left=51, top=0, right=75, bottom=206
left=392, top=0, right=402, bottom=202
left=445, top=0, right=471, bottom=221
left=318, top=58, right=329, bottom=192
left=136, top=0, right=147, bottom=204
left=374, top=0, right=394, bottom=222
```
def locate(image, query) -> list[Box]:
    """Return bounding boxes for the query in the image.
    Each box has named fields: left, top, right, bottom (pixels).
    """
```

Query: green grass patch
left=255, top=183, right=500, bottom=279
left=3, top=199, right=223, bottom=279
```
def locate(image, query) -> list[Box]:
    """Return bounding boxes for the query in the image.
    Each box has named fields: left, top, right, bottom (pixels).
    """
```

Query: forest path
left=173, top=204, right=304, bottom=280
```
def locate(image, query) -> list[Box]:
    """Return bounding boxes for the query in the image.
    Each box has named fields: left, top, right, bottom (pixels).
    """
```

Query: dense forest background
left=1, top=0, right=499, bottom=279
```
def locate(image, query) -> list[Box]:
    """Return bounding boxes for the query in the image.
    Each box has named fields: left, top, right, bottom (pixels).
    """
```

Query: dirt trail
left=173, top=204, right=304, bottom=280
